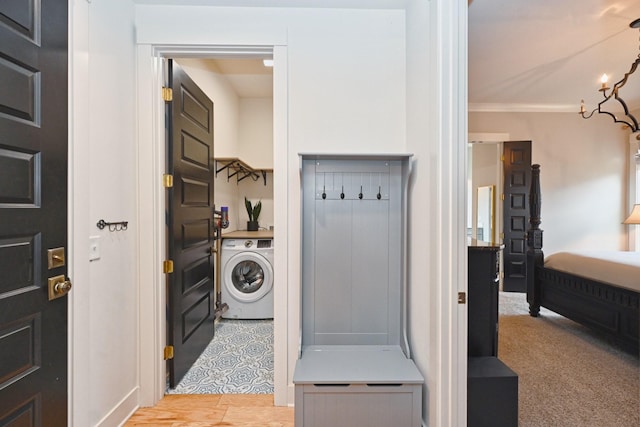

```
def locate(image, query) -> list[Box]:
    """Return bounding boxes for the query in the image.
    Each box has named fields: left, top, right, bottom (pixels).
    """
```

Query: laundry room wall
left=239, top=98, right=274, bottom=169
left=239, top=175, right=275, bottom=231
left=237, top=97, right=274, bottom=230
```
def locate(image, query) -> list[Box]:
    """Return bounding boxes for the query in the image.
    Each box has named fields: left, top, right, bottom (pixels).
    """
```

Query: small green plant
left=244, top=197, right=262, bottom=222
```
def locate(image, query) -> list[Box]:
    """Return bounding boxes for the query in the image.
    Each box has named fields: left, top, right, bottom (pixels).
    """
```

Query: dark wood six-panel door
left=502, top=141, right=532, bottom=292
left=0, top=1, right=69, bottom=425
left=166, top=60, right=216, bottom=387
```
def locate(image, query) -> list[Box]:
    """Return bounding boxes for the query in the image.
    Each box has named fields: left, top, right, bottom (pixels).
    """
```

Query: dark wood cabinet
left=468, top=357, right=518, bottom=427
left=468, top=242, right=501, bottom=357
left=467, top=241, right=517, bottom=427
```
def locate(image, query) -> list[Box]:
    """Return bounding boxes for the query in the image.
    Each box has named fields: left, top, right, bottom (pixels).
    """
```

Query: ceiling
left=210, top=59, right=274, bottom=98
left=203, top=1, right=640, bottom=114
left=469, top=0, right=640, bottom=112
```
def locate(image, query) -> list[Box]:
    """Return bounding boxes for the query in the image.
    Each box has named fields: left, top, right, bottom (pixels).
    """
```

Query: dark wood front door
left=502, top=141, right=532, bottom=292
left=0, top=0, right=69, bottom=425
left=166, top=60, right=215, bottom=387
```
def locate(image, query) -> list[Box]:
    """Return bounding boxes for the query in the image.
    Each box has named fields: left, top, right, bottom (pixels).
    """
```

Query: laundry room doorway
left=163, top=53, right=279, bottom=396
left=136, top=42, right=290, bottom=406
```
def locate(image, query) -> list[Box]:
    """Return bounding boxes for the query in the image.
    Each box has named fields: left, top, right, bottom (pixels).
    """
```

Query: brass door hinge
left=164, top=345, right=174, bottom=360
left=163, top=260, right=174, bottom=274
left=500, top=155, right=505, bottom=162
left=501, top=193, right=505, bottom=201
left=163, top=174, right=173, bottom=188
left=457, top=292, right=466, bottom=304
left=162, top=86, right=173, bottom=102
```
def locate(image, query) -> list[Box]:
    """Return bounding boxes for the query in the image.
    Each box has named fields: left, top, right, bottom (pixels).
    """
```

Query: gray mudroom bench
left=294, top=154, right=424, bottom=426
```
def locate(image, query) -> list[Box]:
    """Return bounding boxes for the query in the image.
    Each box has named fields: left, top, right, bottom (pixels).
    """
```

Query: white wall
left=239, top=98, right=273, bottom=169
left=406, top=0, right=468, bottom=425
left=134, top=2, right=408, bottom=411
left=628, top=109, right=640, bottom=250
left=237, top=97, right=274, bottom=230
left=72, top=2, right=467, bottom=425
left=71, top=0, right=139, bottom=425
left=469, top=111, right=629, bottom=254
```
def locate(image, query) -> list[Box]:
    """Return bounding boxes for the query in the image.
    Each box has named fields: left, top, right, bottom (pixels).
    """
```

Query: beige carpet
left=498, top=292, right=639, bottom=427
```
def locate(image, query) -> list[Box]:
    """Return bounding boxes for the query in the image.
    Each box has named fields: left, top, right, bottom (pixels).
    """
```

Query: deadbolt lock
left=48, top=275, right=72, bottom=301
left=47, top=247, right=65, bottom=269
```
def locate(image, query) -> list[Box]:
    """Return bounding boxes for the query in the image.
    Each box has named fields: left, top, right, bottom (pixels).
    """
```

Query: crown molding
left=468, top=103, right=580, bottom=113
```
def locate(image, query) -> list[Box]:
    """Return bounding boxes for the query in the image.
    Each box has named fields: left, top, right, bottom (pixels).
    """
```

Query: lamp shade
left=624, top=204, right=640, bottom=224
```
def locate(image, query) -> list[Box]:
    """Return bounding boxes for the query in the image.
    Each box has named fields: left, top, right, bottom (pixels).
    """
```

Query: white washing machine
left=221, top=238, right=274, bottom=319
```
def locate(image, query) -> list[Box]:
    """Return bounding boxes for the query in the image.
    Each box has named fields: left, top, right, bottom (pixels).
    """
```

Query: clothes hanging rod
left=214, top=157, right=272, bottom=185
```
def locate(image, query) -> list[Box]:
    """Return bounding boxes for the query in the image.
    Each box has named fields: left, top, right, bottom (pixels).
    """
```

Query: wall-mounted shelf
left=214, top=157, right=272, bottom=185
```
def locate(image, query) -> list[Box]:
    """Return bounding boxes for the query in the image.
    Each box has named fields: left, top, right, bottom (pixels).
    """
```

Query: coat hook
left=322, top=185, right=326, bottom=200
left=359, top=186, right=363, bottom=199
left=340, top=185, right=345, bottom=200
left=377, top=186, right=382, bottom=200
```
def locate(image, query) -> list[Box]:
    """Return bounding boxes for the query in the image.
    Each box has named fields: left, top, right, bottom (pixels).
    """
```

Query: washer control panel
left=222, top=239, right=273, bottom=250
left=257, top=239, right=272, bottom=249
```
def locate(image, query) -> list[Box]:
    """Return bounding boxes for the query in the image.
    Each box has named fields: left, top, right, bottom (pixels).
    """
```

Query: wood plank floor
left=124, top=394, right=294, bottom=426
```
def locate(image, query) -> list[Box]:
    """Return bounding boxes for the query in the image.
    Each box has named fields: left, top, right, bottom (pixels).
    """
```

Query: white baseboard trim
left=287, top=383, right=295, bottom=407
left=94, top=386, right=139, bottom=427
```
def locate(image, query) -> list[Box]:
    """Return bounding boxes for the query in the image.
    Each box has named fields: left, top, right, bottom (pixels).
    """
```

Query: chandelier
left=580, top=18, right=640, bottom=139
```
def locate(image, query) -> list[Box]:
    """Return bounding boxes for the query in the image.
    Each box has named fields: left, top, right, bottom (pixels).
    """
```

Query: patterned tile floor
left=166, top=319, right=274, bottom=394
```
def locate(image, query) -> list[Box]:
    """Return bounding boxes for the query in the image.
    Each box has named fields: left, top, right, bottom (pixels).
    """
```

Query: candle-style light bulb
left=600, top=73, right=609, bottom=91
left=580, top=99, right=586, bottom=114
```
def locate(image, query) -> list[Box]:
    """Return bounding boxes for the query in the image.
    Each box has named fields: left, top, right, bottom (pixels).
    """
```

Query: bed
left=526, top=164, right=640, bottom=354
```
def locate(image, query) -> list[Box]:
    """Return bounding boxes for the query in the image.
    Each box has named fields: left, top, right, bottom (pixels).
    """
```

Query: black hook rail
left=97, top=219, right=128, bottom=231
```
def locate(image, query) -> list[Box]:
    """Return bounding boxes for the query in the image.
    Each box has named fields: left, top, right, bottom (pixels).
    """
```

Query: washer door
left=223, top=251, right=273, bottom=303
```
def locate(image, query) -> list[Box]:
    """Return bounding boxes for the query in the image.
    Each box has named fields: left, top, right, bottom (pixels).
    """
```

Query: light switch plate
left=89, top=236, right=101, bottom=261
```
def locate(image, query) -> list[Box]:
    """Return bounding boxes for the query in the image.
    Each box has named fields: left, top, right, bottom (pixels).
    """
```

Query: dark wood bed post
left=526, top=164, right=543, bottom=317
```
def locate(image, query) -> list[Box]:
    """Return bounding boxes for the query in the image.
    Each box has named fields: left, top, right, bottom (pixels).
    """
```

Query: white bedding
left=544, top=251, right=640, bottom=293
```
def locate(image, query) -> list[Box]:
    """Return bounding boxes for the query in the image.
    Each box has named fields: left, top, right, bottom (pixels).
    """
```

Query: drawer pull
left=367, top=383, right=403, bottom=387
left=313, top=383, right=350, bottom=387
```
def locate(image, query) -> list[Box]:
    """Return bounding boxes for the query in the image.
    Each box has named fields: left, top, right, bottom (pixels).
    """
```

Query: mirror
left=476, top=185, right=495, bottom=243
left=468, top=139, right=501, bottom=245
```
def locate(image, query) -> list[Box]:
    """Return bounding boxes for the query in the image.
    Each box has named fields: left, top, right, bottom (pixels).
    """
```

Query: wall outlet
left=89, top=236, right=101, bottom=261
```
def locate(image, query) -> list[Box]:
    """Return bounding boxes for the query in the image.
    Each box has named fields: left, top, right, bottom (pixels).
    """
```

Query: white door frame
left=135, top=43, right=289, bottom=407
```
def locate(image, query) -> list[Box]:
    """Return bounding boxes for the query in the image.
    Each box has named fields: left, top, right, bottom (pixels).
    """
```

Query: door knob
left=55, top=280, right=72, bottom=293
left=48, top=275, right=73, bottom=300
